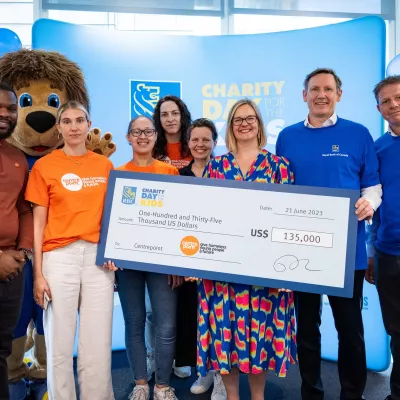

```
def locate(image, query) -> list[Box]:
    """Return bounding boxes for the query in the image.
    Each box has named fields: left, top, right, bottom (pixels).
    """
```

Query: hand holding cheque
left=97, top=171, right=359, bottom=298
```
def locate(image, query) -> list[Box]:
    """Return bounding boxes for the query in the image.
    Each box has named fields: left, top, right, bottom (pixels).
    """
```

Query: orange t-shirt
left=25, top=149, right=113, bottom=252
left=117, top=159, right=179, bottom=175
left=165, top=143, right=192, bottom=169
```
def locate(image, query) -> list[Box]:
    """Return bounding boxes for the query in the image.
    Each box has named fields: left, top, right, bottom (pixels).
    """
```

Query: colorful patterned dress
left=197, top=149, right=297, bottom=377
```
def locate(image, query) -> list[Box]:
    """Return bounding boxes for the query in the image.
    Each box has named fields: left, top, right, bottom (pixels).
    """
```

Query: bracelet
left=19, top=248, right=33, bottom=261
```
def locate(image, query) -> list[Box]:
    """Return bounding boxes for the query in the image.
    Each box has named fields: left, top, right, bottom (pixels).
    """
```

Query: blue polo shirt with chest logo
left=276, top=117, right=380, bottom=270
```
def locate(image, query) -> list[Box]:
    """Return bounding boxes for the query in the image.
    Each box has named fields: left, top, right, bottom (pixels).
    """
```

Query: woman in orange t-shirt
left=116, top=115, right=183, bottom=400
left=25, top=101, right=115, bottom=400
left=152, top=95, right=193, bottom=169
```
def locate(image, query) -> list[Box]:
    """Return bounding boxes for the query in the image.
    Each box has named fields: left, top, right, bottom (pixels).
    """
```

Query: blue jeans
left=117, top=270, right=177, bottom=385
left=145, top=285, right=155, bottom=356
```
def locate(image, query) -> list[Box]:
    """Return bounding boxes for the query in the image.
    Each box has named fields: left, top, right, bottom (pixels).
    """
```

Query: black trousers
left=295, top=270, right=366, bottom=400
left=0, top=270, right=25, bottom=400
left=174, top=281, right=198, bottom=368
left=376, top=250, right=400, bottom=400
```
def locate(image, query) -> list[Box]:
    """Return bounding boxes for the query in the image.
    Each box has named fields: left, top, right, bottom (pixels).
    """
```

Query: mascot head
left=0, top=49, right=90, bottom=157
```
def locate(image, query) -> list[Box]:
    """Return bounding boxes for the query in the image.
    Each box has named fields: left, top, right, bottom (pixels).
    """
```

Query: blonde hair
left=56, top=100, right=90, bottom=124
left=225, top=99, right=267, bottom=153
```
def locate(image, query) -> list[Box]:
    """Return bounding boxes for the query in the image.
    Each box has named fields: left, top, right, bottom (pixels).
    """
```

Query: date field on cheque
left=271, top=228, right=334, bottom=248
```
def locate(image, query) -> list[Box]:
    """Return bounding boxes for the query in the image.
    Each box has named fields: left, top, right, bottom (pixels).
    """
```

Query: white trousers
left=43, top=240, right=115, bottom=400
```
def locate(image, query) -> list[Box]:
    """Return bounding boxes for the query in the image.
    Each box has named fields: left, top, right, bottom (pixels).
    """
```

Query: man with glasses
left=276, top=68, right=381, bottom=400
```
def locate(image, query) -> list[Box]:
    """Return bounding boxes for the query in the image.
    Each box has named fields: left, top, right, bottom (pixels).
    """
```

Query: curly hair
left=0, top=49, right=90, bottom=111
left=153, top=95, right=192, bottom=160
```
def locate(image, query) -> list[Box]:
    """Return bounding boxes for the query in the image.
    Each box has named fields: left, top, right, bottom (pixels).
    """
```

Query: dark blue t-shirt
left=26, top=155, right=39, bottom=171
left=374, top=133, right=400, bottom=256
left=276, top=117, right=380, bottom=270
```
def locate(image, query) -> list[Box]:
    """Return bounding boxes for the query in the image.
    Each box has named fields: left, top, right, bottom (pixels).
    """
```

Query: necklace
left=63, top=149, right=88, bottom=167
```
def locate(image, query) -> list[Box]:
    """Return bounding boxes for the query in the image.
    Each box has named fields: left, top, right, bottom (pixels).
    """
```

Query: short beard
left=0, top=123, right=16, bottom=140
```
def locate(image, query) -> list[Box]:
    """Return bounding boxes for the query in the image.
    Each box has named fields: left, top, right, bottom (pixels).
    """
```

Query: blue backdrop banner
left=29, top=16, right=390, bottom=371
left=0, top=28, right=21, bottom=57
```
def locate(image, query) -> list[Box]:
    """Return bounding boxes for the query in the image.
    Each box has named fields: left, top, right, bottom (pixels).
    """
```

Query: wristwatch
left=19, top=248, right=33, bottom=261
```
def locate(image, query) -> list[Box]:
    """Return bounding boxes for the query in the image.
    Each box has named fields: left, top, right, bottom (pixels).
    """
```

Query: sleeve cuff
left=25, top=197, right=49, bottom=208
left=18, top=240, right=33, bottom=251
left=366, top=244, right=375, bottom=258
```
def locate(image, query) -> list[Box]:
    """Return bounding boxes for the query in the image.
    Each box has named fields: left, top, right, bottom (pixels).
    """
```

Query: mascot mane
left=0, top=49, right=90, bottom=111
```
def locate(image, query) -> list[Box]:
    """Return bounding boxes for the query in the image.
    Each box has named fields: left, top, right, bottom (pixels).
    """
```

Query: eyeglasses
left=129, top=129, right=156, bottom=137
left=232, top=116, right=258, bottom=126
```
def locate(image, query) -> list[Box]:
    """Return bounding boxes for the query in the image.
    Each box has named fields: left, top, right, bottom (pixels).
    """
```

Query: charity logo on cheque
left=121, top=186, right=137, bottom=205
left=121, top=186, right=165, bottom=207
left=180, top=236, right=200, bottom=256
left=180, top=235, right=227, bottom=257
left=139, top=188, right=165, bottom=208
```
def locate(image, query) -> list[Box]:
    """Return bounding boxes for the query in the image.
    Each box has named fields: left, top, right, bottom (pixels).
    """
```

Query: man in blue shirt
left=276, top=68, right=382, bottom=400
left=366, top=75, right=400, bottom=400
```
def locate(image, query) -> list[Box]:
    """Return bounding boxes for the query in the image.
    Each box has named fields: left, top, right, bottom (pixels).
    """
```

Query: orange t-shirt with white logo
left=164, top=143, right=192, bottom=169
left=117, top=159, right=179, bottom=175
left=25, top=149, right=113, bottom=252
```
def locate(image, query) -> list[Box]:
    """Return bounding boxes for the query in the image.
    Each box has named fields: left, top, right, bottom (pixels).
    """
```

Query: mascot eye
left=48, top=94, right=60, bottom=108
left=19, top=93, right=32, bottom=108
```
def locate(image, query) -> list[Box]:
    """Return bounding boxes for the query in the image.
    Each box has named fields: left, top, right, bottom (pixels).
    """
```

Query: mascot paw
left=8, top=380, right=28, bottom=400
left=29, top=380, right=48, bottom=400
left=86, top=128, right=116, bottom=158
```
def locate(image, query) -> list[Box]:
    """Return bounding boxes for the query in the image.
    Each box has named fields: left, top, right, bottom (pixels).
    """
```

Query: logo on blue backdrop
left=121, top=186, right=137, bottom=205
left=130, top=80, right=182, bottom=118
left=332, top=145, right=339, bottom=152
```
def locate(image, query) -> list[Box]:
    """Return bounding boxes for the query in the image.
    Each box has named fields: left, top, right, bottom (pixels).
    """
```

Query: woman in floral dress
left=197, top=99, right=297, bottom=400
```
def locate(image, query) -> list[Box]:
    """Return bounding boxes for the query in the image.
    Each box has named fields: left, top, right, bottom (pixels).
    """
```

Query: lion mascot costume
left=0, top=49, right=115, bottom=400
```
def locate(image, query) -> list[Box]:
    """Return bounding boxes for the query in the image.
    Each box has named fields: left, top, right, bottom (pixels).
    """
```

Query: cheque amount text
left=271, top=228, right=333, bottom=248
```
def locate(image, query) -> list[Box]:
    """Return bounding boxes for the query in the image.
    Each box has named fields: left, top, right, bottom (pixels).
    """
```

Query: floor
left=87, top=351, right=392, bottom=400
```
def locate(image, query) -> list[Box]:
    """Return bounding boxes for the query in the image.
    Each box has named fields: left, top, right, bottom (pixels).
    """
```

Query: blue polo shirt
left=370, top=133, right=400, bottom=256
left=276, top=117, right=380, bottom=270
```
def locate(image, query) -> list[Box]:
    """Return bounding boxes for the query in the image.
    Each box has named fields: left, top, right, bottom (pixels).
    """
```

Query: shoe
left=128, top=384, right=150, bottom=400
left=211, top=372, right=227, bottom=400
left=154, top=386, right=178, bottom=400
left=190, top=371, right=215, bottom=394
left=29, top=380, right=48, bottom=400
left=8, top=380, right=28, bottom=400
left=173, top=361, right=191, bottom=378
left=146, top=354, right=155, bottom=382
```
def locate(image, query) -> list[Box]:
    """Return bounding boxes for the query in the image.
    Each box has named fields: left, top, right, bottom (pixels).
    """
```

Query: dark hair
left=304, top=68, right=342, bottom=91
left=0, top=82, right=17, bottom=99
left=153, top=95, right=192, bottom=159
left=187, top=118, right=218, bottom=142
left=127, top=115, right=154, bottom=134
left=373, top=75, right=400, bottom=103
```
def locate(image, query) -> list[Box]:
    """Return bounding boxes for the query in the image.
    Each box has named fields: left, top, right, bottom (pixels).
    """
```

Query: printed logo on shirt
left=130, top=80, right=182, bottom=118
left=322, top=144, right=348, bottom=158
left=61, top=174, right=108, bottom=191
left=121, top=186, right=137, bottom=205
left=61, top=173, right=83, bottom=191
